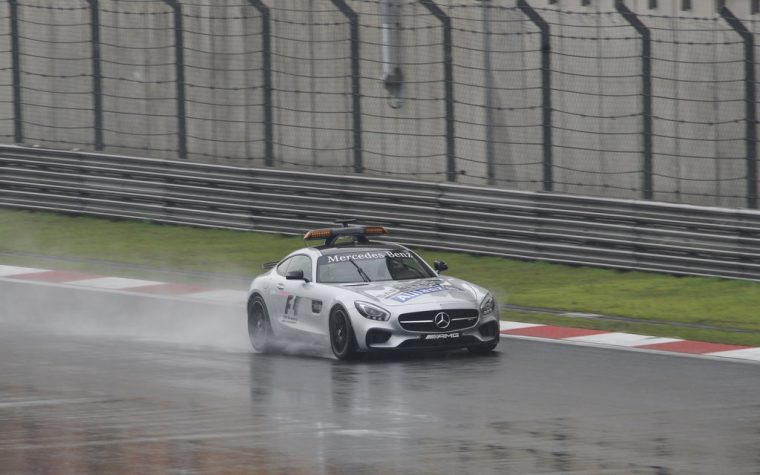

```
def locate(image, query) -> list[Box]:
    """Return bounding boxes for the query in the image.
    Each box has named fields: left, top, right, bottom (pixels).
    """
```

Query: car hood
left=338, top=277, right=483, bottom=307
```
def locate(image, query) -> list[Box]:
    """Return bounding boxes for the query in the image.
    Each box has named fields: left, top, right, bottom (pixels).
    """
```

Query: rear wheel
left=329, top=307, right=357, bottom=360
left=248, top=295, right=272, bottom=353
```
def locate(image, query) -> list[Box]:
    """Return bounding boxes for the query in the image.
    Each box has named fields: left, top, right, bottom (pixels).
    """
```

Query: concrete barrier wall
left=0, top=0, right=757, bottom=208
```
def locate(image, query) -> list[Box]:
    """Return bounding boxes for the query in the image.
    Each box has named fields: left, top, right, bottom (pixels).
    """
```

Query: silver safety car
left=246, top=224, right=500, bottom=359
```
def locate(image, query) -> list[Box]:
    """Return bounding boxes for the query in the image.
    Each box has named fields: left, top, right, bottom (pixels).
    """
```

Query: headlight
left=355, top=301, right=391, bottom=321
left=480, top=293, right=496, bottom=316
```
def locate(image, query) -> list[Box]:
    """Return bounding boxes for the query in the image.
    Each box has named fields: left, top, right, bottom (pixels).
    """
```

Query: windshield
left=317, top=249, right=435, bottom=283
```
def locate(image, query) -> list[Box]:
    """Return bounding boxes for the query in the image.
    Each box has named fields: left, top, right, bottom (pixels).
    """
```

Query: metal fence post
left=329, top=0, right=363, bottom=174
left=248, top=1, right=273, bottom=167
left=482, top=0, right=495, bottom=185
left=616, top=0, right=652, bottom=201
left=517, top=0, right=552, bottom=192
left=721, top=6, right=757, bottom=209
left=419, top=0, right=456, bottom=182
left=8, top=0, right=22, bottom=144
left=162, top=0, right=187, bottom=159
left=85, top=0, right=103, bottom=150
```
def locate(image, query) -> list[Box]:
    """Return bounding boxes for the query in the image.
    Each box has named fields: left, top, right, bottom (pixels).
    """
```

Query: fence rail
left=2, top=144, right=760, bottom=281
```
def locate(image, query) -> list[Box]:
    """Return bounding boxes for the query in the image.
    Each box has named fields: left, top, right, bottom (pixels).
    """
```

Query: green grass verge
left=2, top=208, right=760, bottom=346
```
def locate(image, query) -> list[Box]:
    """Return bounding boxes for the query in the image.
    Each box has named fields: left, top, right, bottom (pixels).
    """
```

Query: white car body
left=246, top=229, right=500, bottom=359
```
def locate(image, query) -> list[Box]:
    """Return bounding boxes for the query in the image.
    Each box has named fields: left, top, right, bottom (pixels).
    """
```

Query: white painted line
left=566, top=332, right=683, bottom=347
left=70, top=277, right=162, bottom=290
left=500, top=321, right=545, bottom=331
left=562, top=312, right=601, bottom=318
left=0, top=265, right=46, bottom=277
left=187, top=289, right=248, bottom=303
left=0, top=398, right=103, bottom=408
left=706, top=347, right=760, bottom=362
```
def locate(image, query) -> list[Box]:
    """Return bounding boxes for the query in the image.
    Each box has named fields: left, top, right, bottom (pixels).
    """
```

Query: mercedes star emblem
left=434, top=312, right=451, bottom=330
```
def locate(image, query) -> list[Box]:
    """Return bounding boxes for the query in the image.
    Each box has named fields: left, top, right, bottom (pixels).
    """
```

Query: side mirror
left=433, top=260, right=448, bottom=273
left=286, top=270, right=309, bottom=282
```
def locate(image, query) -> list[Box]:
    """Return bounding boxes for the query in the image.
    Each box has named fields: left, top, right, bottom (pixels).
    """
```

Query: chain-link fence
left=0, top=0, right=758, bottom=208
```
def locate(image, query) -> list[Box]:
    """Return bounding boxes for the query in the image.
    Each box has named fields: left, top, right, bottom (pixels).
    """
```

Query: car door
left=267, top=257, right=293, bottom=331
left=280, top=254, right=326, bottom=341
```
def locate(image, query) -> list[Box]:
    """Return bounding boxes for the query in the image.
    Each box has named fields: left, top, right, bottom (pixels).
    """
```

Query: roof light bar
left=364, top=226, right=387, bottom=235
left=304, top=225, right=388, bottom=245
left=304, top=228, right=333, bottom=240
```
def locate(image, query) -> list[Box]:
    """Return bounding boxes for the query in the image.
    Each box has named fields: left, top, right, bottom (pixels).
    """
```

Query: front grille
left=398, top=309, right=479, bottom=333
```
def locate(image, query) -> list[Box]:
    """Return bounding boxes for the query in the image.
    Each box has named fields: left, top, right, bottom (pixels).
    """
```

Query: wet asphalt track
left=1, top=280, right=760, bottom=474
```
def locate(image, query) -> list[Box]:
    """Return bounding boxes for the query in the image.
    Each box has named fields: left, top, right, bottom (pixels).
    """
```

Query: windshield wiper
left=347, top=258, right=372, bottom=282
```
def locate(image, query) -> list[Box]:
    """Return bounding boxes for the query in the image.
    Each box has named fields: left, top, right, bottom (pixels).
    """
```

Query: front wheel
left=248, top=295, right=273, bottom=353
left=329, top=307, right=357, bottom=360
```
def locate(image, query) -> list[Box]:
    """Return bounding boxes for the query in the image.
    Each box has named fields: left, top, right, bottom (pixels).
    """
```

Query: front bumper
left=351, top=305, right=500, bottom=352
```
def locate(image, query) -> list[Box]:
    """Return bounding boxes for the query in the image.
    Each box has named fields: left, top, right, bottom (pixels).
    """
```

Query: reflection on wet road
left=1, top=322, right=759, bottom=475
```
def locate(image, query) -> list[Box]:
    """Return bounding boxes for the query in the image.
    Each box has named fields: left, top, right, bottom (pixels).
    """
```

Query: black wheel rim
left=250, top=301, right=267, bottom=349
left=331, top=311, right=348, bottom=354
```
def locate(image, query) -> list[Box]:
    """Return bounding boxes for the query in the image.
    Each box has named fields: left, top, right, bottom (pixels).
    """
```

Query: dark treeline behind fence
left=0, top=0, right=758, bottom=208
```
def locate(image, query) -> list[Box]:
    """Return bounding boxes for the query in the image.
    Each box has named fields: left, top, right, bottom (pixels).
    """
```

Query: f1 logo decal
left=284, top=295, right=300, bottom=316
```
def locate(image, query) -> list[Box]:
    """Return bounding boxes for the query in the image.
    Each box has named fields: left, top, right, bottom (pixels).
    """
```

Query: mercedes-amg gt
left=247, top=224, right=500, bottom=359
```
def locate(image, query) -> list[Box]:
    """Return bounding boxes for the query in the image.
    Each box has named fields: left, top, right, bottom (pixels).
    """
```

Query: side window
left=288, top=255, right=313, bottom=282
left=275, top=257, right=292, bottom=277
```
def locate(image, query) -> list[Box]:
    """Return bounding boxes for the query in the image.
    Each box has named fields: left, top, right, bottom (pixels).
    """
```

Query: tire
left=467, top=334, right=499, bottom=355
left=248, top=295, right=272, bottom=353
left=329, top=307, right=357, bottom=360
